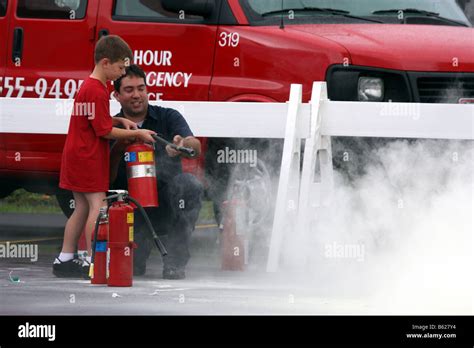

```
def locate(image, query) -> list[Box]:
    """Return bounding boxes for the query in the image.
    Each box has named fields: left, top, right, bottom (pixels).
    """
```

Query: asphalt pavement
left=0, top=213, right=376, bottom=315
left=0, top=213, right=67, bottom=237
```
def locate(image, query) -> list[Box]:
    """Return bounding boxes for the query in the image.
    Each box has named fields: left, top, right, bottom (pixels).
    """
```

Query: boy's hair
left=114, top=65, right=147, bottom=92
left=94, top=35, right=133, bottom=64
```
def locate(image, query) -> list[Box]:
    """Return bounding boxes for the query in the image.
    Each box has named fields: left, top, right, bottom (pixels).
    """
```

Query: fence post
left=266, top=84, right=304, bottom=272
left=302, top=82, right=334, bottom=207
left=286, top=82, right=334, bottom=268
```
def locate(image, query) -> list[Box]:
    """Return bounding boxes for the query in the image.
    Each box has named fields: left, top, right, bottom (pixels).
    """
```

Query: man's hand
left=166, top=135, right=184, bottom=157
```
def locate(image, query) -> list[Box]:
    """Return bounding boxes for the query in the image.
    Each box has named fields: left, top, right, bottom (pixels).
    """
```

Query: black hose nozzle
left=151, top=134, right=196, bottom=157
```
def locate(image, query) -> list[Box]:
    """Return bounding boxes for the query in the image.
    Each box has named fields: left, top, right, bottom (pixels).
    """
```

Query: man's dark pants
left=133, top=173, right=203, bottom=274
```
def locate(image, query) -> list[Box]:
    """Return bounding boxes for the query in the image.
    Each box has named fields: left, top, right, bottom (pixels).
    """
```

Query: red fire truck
left=0, top=0, right=473, bottom=218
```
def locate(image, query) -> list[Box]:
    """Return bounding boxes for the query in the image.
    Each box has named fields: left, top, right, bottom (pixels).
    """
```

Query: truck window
left=17, top=0, right=87, bottom=19
left=114, top=0, right=204, bottom=22
left=242, top=0, right=471, bottom=26
left=0, top=0, right=7, bottom=17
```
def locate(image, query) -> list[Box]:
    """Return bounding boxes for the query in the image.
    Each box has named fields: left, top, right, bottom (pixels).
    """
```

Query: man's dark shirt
left=112, top=105, right=193, bottom=190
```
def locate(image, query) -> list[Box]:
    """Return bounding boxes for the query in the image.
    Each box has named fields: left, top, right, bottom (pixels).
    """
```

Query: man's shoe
left=134, top=263, right=146, bottom=276
left=52, top=258, right=83, bottom=278
left=163, top=267, right=185, bottom=280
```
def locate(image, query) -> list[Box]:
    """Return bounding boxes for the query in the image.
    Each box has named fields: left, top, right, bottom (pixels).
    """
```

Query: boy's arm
left=112, top=117, right=137, bottom=130
left=102, top=127, right=156, bottom=142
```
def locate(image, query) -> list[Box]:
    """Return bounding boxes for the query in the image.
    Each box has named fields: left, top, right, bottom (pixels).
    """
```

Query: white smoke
left=279, top=139, right=473, bottom=314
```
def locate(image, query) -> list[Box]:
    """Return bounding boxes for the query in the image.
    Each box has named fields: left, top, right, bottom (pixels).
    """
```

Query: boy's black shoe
left=82, top=261, right=91, bottom=280
left=163, top=266, right=185, bottom=280
left=52, top=258, right=83, bottom=278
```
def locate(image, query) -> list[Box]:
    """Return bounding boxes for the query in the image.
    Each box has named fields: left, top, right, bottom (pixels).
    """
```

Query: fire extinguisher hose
left=127, top=195, right=168, bottom=256
left=88, top=211, right=102, bottom=278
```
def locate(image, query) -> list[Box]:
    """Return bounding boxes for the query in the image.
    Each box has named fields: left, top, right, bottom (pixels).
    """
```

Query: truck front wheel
left=0, top=185, right=19, bottom=199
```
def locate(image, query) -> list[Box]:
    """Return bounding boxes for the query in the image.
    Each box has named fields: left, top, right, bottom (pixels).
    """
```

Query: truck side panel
left=97, top=0, right=218, bottom=102
left=210, top=26, right=350, bottom=103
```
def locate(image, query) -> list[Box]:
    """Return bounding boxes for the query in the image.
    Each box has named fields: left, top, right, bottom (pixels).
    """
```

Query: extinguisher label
left=138, top=151, right=154, bottom=162
left=129, top=226, right=134, bottom=242
left=95, top=241, right=107, bottom=252
left=127, top=212, right=134, bottom=224
left=124, top=152, right=137, bottom=162
left=106, top=248, right=110, bottom=279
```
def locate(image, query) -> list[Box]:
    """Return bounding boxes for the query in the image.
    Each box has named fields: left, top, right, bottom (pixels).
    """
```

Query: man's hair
left=94, top=35, right=133, bottom=64
left=114, top=64, right=147, bottom=92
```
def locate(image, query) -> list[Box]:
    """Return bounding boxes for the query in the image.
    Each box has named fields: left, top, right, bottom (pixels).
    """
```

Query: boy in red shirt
left=53, top=35, right=156, bottom=278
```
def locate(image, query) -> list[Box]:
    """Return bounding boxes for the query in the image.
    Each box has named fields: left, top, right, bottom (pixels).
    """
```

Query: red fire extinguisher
left=90, top=191, right=167, bottom=287
left=89, top=137, right=180, bottom=286
left=125, top=142, right=158, bottom=208
left=220, top=199, right=248, bottom=271
left=106, top=195, right=137, bottom=287
left=90, top=206, right=108, bottom=285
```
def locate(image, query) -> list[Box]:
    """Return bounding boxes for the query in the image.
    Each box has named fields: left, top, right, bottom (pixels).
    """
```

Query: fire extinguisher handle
left=104, top=190, right=127, bottom=202
left=127, top=196, right=168, bottom=256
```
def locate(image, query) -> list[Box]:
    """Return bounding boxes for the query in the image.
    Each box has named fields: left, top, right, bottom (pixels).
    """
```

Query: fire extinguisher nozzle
left=154, top=240, right=167, bottom=256
left=177, top=146, right=195, bottom=157
left=151, top=134, right=195, bottom=157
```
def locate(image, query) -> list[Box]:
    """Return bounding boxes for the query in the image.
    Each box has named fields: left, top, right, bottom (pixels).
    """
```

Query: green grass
left=0, top=189, right=216, bottom=222
left=198, top=200, right=216, bottom=223
left=0, top=189, right=62, bottom=214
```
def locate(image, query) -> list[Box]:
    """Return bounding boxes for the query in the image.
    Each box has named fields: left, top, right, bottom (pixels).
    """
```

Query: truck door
left=0, top=0, right=9, bottom=93
left=5, top=0, right=99, bottom=99
left=0, top=0, right=10, bottom=171
left=97, top=0, right=218, bottom=101
left=4, top=0, right=99, bottom=173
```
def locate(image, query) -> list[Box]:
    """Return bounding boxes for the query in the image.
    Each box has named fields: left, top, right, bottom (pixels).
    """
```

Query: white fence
left=266, top=82, right=474, bottom=272
left=0, top=95, right=311, bottom=138
left=1, top=82, right=473, bottom=272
